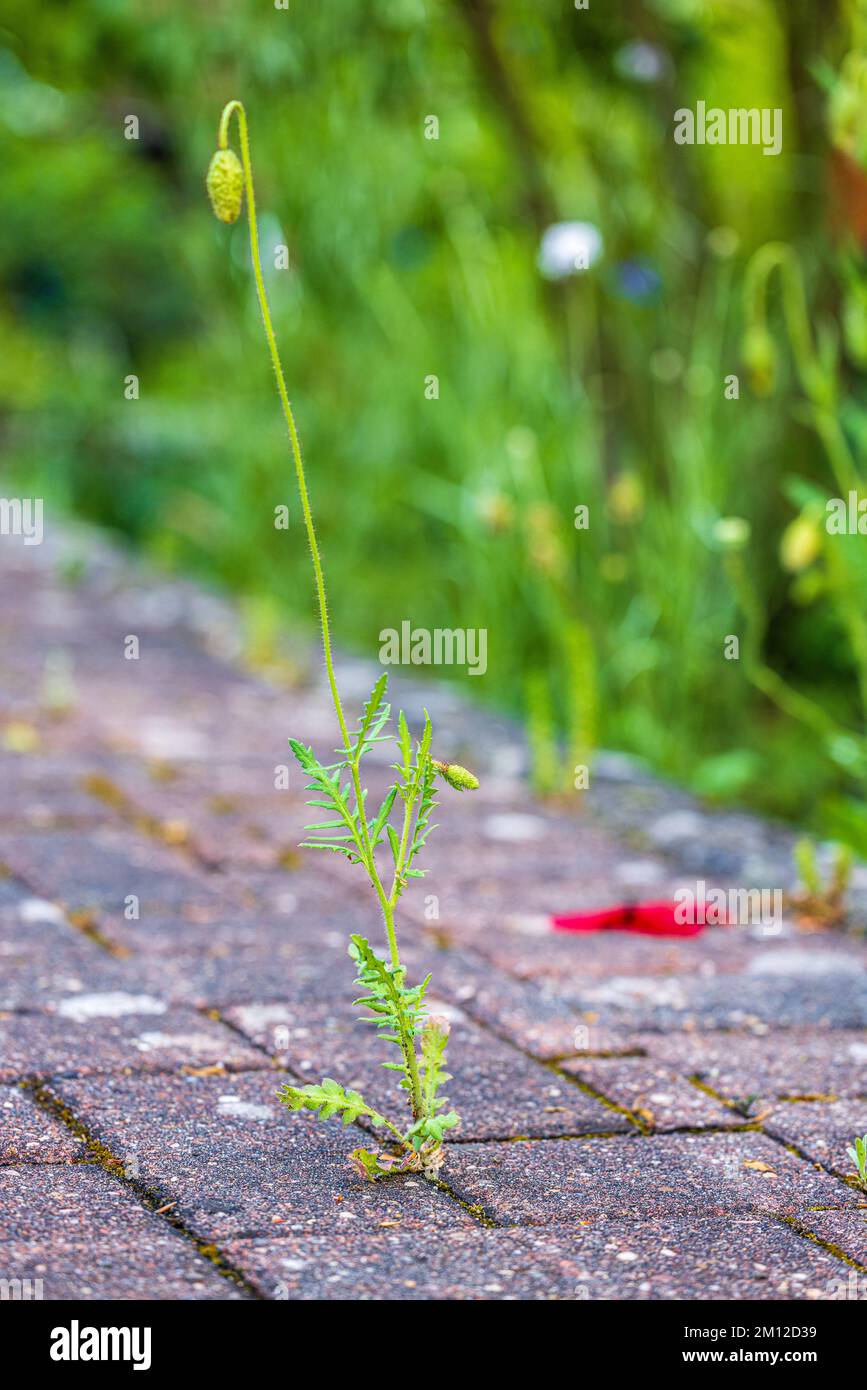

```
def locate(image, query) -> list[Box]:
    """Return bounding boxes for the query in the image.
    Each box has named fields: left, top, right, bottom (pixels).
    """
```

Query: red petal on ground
left=550, top=900, right=727, bottom=937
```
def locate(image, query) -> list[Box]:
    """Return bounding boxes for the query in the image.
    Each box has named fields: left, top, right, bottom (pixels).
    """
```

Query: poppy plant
left=206, top=101, right=478, bottom=1179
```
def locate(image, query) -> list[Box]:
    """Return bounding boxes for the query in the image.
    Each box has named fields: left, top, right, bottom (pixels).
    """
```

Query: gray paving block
left=53, top=1070, right=477, bottom=1242
left=226, top=1213, right=851, bottom=1300
left=445, top=1131, right=859, bottom=1225
left=0, top=1164, right=245, bottom=1299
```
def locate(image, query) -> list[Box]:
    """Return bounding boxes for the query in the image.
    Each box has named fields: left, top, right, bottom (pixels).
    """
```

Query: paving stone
left=224, top=998, right=631, bottom=1142
left=111, top=875, right=365, bottom=958
left=477, top=919, right=867, bottom=977
left=635, top=1030, right=867, bottom=1109
left=398, top=823, right=674, bottom=933
left=431, top=948, right=632, bottom=1058
left=76, top=755, right=316, bottom=872
left=763, top=1099, right=867, bottom=1177
left=553, top=972, right=867, bottom=1033
left=5, top=529, right=867, bottom=1300
left=0, top=1003, right=267, bottom=1081
left=466, top=923, right=765, bottom=984
left=0, top=1165, right=244, bottom=1299
left=0, top=910, right=136, bottom=1011
left=52, top=1071, right=478, bottom=1242
left=226, top=1213, right=850, bottom=1300
left=0, top=1085, right=85, bottom=1162
left=0, top=827, right=225, bottom=927
left=0, top=754, right=104, bottom=825
left=131, top=923, right=370, bottom=1008
left=559, top=1057, right=735, bottom=1129
left=798, top=1211, right=867, bottom=1272
left=445, top=1131, right=859, bottom=1225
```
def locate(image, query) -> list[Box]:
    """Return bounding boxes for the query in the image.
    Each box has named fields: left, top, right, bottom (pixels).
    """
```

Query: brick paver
left=225, top=1215, right=853, bottom=1301
left=1, top=528, right=866, bottom=1299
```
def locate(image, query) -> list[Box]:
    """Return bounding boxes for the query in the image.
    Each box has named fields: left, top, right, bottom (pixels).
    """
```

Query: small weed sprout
left=206, top=102, right=478, bottom=1179
left=847, top=1134, right=867, bottom=1191
left=789, top=837, right=853, bottom=931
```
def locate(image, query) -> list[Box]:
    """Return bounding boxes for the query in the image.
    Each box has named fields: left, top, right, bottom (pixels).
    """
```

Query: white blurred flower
left=713, top=517, right=751, bottom=550
left=537, top=221, right=603, bottom=280
left=614, top=41, right=670, bottom=84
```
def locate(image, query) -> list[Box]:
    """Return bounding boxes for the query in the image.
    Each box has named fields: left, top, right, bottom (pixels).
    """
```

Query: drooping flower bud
left=780, top=512, right=822, bottom=573
left=206, top=148, right=244, bottom=223
left=432, top=759, right=479, bottom=792
left=742, top=324, right=777, bottom=396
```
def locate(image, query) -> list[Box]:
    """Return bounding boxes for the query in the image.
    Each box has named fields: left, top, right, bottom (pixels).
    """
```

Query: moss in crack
left=66, top=909, right=130, bottom=958
left=82, top=773, right=191, bottom=851
left=775, top=1213, right=867, bottom=1273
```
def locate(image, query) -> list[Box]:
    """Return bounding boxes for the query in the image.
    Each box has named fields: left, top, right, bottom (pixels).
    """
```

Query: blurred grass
left=2, top=0, right=867, bottom=842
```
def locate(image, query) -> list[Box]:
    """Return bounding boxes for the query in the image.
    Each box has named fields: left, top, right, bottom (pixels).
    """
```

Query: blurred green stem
left=743, top=241, right=867, bottom=734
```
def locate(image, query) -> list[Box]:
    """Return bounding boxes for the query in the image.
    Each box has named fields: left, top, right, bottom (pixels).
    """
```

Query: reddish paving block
left=224, top=998, right=631, bottom=1142
left=636, top=1029, right=867, bottom=1108
left=763, top=1099, right=867, bottom=1176
left=559, top=1057, right=735, bottom=1130
left=52, top=1071, right=477, bottom=1242
left=0, top=1085, right=85, bottom=1162
left=131, top=923, right=370, bottom=1009
left=798, top=1211, right=867, bottom=1272
left=554, top=972, right=867, bottom=1034
left=0, top=755, right=104, bottom=826
left=0, top=1002, right=267, bottom=1081
left=445, top=1131, right=859, bottom=1226
left=111, top=873, right=367, bottom=958
left=0, top=911, right=137, bottom=1011
left=467, top=923, right=766, bottom=986
left=226, top=1214, right=850, bottom=1301
left=0, top=1165, right=245, bottom=1299
left=431, top=949, right=631, bottom=1058
left=78, top=755, right=317, bottom=873
left=0, top=827, right=225, bottom=926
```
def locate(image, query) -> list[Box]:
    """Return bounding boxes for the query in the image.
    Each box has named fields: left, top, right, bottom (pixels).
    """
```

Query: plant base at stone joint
left=206, top=101, right=478, bottom=1180
left=847, top=1133, right=867, bottom=1191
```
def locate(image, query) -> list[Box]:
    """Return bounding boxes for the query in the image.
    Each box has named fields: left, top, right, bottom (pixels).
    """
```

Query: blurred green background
left=4, top=0, right=867, bottom=844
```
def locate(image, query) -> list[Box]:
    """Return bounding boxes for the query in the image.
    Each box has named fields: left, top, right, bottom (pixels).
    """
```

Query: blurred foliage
left=3, top=0, right=867, bottom=840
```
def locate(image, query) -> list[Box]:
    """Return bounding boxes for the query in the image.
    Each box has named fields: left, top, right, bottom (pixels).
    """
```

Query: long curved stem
left=216, top=103, right=422, bottom=1118
left=219, top=102, right=399, bottom=959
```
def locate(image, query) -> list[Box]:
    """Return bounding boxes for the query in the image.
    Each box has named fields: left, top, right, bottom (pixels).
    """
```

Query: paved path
left=2, top=526, right=867, bottom=1300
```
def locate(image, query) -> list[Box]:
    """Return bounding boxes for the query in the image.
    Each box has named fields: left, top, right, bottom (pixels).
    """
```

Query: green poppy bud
left=206, top=148, right=244, bottom=224
left=742, top=324, right=777, bottom=396
left=432, top=760, right=479, bottom=792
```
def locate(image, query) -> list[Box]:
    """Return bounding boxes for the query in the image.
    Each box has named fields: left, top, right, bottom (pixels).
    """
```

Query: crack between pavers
left=691, top=1075, right=867, bottom=1196
left=759, top=1124, right=867, bottom=1196
left=442, top=1124, right=758, bottom=1149
left=3, top=1059, right=281, bottom=1087
left=0, top=861, right=127, bottom=958
left=419, top=981, right=656, bottom=1132
left=200, top=1009, right=504, bottom=1229
left=546, top=1048, right=647, bottom=1062
left=24, top=1080, right=264, bottom=1300
left=772, top=1213, right=867, bottom=1273
left=80, top=774, right=223, bottom=875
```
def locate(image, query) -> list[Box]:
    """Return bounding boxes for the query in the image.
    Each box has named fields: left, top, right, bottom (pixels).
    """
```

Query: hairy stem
left=219, top=101, right=420, bottom=1116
